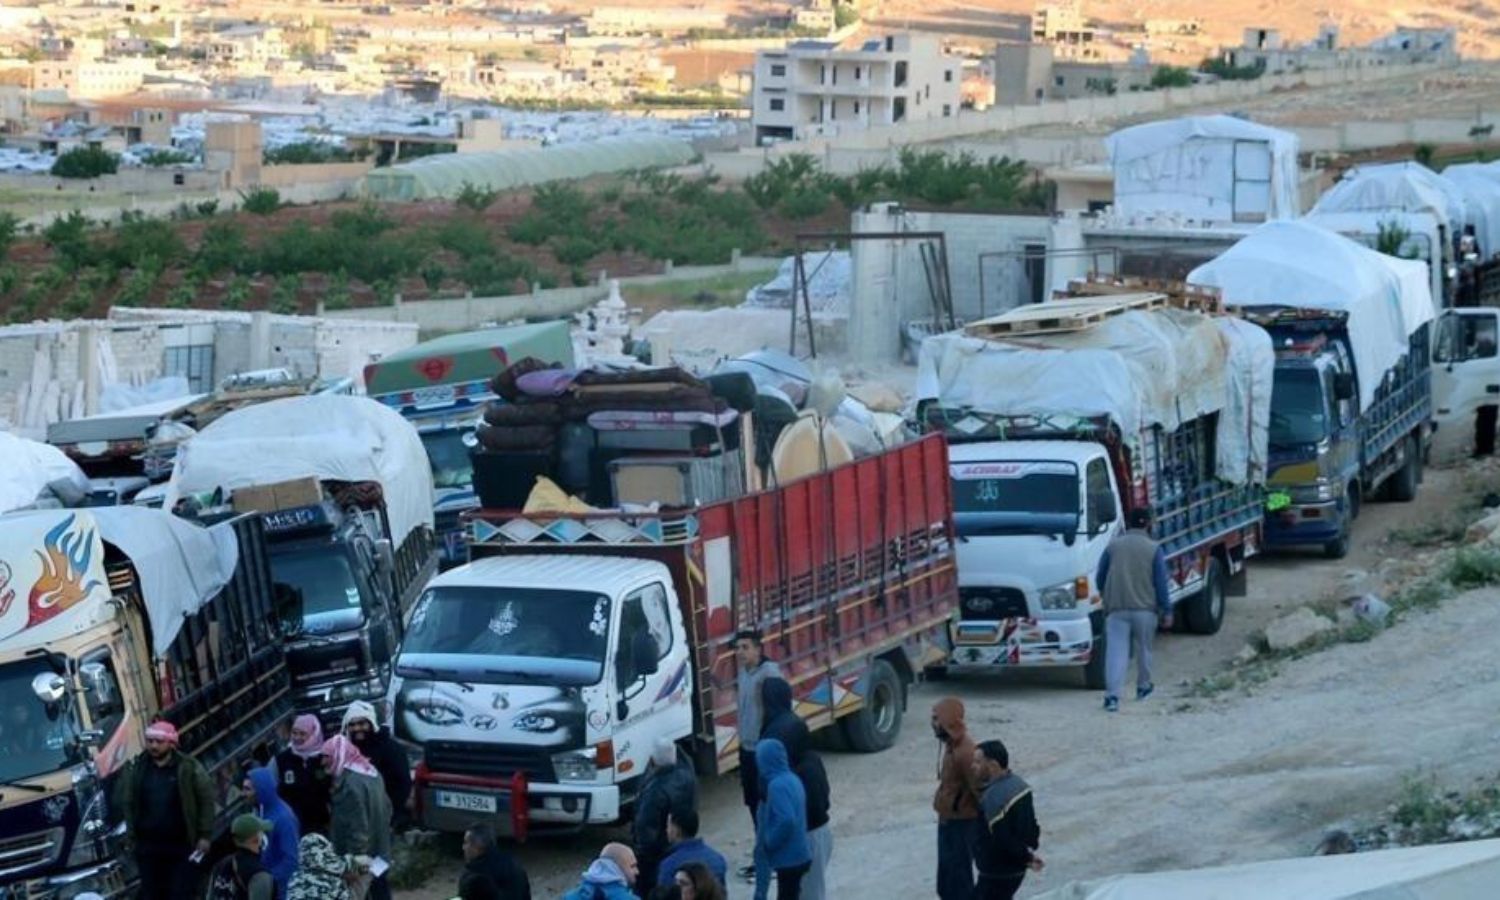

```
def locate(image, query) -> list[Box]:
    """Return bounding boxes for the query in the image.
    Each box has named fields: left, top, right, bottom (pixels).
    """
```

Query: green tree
left=1151, top=66, right=1194, bottom=89
left=114, top=262, right=159, bottom=307
left=141, top=149, right=194, bottom=166
left=195, top=220, right=249, bottom=274
left=43, top=211, right=94, bottom=270
left=240, top=187, right=282, bottom=215
left=456, top=181, right=499, bottom=213
left=270, top=274, right=301, bottom=314
left=325, top=269, right=351, bottom=310
left=222, top=274, right=252, bottom=311
left=51, top=146, right=119, bottom=179
left=834, top=2, right=859, bottom=29
left=0, top=211, right=18, bottom=261
left=1414, top=143, right=1437, bottom=168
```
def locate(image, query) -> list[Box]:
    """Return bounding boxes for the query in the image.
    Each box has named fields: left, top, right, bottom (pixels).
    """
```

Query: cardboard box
left=232, top=476, right=324, bottom=514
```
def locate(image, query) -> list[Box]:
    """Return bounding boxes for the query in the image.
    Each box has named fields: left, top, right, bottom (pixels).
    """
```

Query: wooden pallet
left=1062, top=276, right=1225, bottom=314
left=964, top=292, right=1166, bottom=337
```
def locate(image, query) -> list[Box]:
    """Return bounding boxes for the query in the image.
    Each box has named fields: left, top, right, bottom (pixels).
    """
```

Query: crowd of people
left=117, top=621, right=1064, bottom=900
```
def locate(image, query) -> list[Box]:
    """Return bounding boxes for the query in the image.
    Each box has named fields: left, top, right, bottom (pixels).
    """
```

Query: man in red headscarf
left=115, top=718, right=216, bottom=900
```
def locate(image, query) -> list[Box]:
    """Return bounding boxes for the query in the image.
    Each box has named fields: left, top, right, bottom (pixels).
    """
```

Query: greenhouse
left=362, top=135, right=698, bottom=200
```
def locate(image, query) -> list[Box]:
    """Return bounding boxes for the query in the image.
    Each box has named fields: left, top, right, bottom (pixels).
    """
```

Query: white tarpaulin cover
left=0, top=432, right=89, bottom=514
left=1032, top=839, right=1500, bottom=900
left=1189, top=220, right=1434, bottom=411
left=0, top=508, right=235, bottom=656
left=1105, top=115, right=1301, bottom=222
left=165, top=395, right=435, bottom=546
left=1312, top=161, right=1466, bottom=239
left=1438, top=163, right=1500, bottom=257
left=915, top=307, right=1274, bottom=484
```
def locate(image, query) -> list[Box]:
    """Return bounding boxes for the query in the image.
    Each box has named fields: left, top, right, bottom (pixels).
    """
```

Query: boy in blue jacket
left=753, top=738, right=811, bottom=900
left=245, top=767, right=300, bottom=897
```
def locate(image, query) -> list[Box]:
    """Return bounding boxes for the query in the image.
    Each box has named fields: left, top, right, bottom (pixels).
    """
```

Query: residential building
left=1226, top=24, right=1459, bottom=74
left=584, top=6, right=728, bottom=37
left=996, top=42, right=1156, bottom=104
left=1030, top=2, right=1097, bottom=58
left=31, top=57, right=149, bottom=99
left=562, top=44, right=675, bottom=92
left=204, top=25, right=286, bottom=66
left=752, top=33, right=960, bottom=144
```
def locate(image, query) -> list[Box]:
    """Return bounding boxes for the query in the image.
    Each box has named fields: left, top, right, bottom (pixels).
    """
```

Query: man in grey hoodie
left=735, top=628, right=781, bottom=881
left=1095, top=508, right=1173, bottom=713
left=562, top=843, right=638, bottom=900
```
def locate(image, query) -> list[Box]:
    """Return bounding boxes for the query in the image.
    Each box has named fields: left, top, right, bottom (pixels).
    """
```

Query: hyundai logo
left=470, top=715, right=497, bottom=731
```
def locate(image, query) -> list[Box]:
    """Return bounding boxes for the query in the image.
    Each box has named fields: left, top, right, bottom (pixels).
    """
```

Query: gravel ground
left=398, top=465, right=1483, bottom=899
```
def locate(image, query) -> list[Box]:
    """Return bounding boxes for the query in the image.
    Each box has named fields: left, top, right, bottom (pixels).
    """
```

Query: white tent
left=165, top=395, right=435, bottom=547
left=0, top=432, right=89, bottom=514
left=1032, top=839, right=1500, bottom=900
left=1105, top=115, right=1301, bottom=223
left=915, top=306, right=1274, bottom=484
left=1189, top=220, right=1434, bottom=411
left=1438, top=163, right=1500, bottom=258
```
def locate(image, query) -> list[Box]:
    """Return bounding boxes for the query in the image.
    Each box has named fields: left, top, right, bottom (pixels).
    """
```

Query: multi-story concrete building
left=1226, top=24, right=1459, bottom=73
left=204, top=25, right=286, bottom=66
left=1030, top=2, right=1097, bottom=59
left=584, top=6, right=728, bottom=38
left=752, top=33, right=960, bottom=144
left=995, top=42, right=1157, bottom=104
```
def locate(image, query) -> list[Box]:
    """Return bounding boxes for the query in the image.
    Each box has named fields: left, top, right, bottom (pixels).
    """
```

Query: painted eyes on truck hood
left=409, top=696, right=464, bottom=727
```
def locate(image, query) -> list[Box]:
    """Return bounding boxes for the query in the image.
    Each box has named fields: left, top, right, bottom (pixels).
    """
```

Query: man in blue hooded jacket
left=244, top=767, right=300, bottom=897
left=563, top=843, right=639, bottom=900
left=753, top=738, right=811, bottom=900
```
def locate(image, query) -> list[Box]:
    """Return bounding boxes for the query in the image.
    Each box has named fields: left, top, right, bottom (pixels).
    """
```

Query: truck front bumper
left=948, top=613, right=1096, bottom=668
left=1264, top=500, right=1344, bottom=547
left=414, top=770, right=620, bottom=836
left=1, top=858, right=129, bottom=900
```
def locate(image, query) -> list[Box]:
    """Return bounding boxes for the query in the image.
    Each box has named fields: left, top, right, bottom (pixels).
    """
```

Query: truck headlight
left=1289, top=480, right=1339, bottom=504
left=1039, top=581, right=1078, bottom=610
left=552, top=748, right=598, bottom=783
left=330, top=675, right=387, bottom=704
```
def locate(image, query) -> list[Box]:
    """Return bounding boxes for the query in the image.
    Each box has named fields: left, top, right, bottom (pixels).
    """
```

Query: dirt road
left=399, top=467, right=1475, bottom=898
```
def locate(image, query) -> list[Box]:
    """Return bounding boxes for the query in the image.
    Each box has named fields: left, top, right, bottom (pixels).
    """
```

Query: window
left=944, top=69, right=954, bottom=82
left=854, top=65, right=862, bottom=81
left=925, top=85, right=930, bottom=98
left=1435, top=312, right=1499, bottom=363
left=1085, top=458, right=1113, bottom=533
left=617, top=582, right=672, bottom=685
left=1054, top=75, right=1065, bottom=86
left=894, top=60, right=908, bottom=87
left=829, top=100, right=837, bottom=120
left=893, top=96, right=906, bottom=121
left=770, top=63, right=786, bottom=76
left=820, top=63, right=826, bottom=84
left=163, top=343, right=214, bottom=393
left=831, top=65, right=837, bottom=85
left=853, top=100, right=861, bottom=114
left=769, top=98, right=785, bottom=111
left=942, top=104, right=952, bottom=117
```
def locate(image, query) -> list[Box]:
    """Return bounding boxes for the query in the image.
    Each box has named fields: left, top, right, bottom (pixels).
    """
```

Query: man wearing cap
left=342, top=700, right=412, bottom=831
left=116, top=719, right=216, bottom=899
left=205, top=814, right=279, bottom=900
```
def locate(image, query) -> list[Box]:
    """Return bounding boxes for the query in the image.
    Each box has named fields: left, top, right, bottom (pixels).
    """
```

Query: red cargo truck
left=389, top=434, right=959, bottom=835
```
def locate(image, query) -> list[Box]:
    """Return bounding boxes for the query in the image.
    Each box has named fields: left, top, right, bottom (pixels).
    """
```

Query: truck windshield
left=272, top=546, right=367, bottom=637
left=398, top=586, right=610, bottom=686
left=0, top=659, right=79, bottom=782
left=421, top=430, right=474, bottom=490
left=1270, top=369, right=1331, bottom=446
left=951, top=461, right=1080, bottom=537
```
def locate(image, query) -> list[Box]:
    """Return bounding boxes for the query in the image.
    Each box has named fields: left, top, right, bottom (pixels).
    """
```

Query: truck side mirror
left=31, top=672, right=67, bottom=705
left=1333, top=373, right=1356, bottom=402
left=1090, top=491, right=1117, bottom=529
left=375, top=538, right=395, bottom=573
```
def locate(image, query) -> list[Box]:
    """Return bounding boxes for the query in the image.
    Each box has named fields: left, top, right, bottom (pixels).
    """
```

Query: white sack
left=0, top=432, right=90, bottom=514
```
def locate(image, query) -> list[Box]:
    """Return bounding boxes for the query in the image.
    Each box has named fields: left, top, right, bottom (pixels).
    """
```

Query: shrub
left=552, top=235, right=600, bottom=267
left=324, top=270, right=352, bottom=310
left=195, top=220, right=249, bottom=274
left=0, top=264, right=19, bottom=295
left=419, top=261, right=446, bottom=292
left=330, top=202, right=395, bottom=239
left=456, top=181, right=499, bottom=213
left=43, top=211, right=94, bottom=270
left=60, top=283, right=94, bottom=318
left=435, top=219, right=493, bottom=260
left=114, top=264, right=159, bottom=307
left=269, top=274, right=301, bottom=314
left=221, top=274, right=252, bottom=311
left=141, top=149, right=194, bottom=167
left=51, top=146, right=119, bottom=179
left=264, top=141, right=361, bottom=165
left=0, top=211, right=18, bottom=260
left=240, top=187, right=282, bottom=215
left=1151, top=66, right=1194, bottom=89
left=834, top=2, right=859, bottom=28
left=165, top=277, right=197, bottom=309
left=102, top=216, right=185, bottom=271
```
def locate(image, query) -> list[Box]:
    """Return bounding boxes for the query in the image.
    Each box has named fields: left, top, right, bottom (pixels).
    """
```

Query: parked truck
left=388, top=433, right=958, bottom=836
left=916, top=291, right=1272, bottom=686
left=165, top=394, right=438, bottom=725
left=0, top=506, right=287, bottom=899
left=1190, top=220, right=1436, bottom=558
left=363, top=322, right=576, bottom=567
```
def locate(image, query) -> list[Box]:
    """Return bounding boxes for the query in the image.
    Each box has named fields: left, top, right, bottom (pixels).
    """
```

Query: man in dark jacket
left=206, top=814, right=277, bottom=900
left=461, top=823, right=532, bottom=900
left=342, top=700, right=413, bottom=830
left=932, top=697, right=983, bottom=900
left=657, top=809, right=728, bottom=892
left=1095, top=508, right=1172, bottom=712
left=798, top=749, right=832, bottom=900
left=116, top=720, right=215, bottom=900
left=970, top=740, right=1042, bottom=900
left=634, top=738, right=698, bottom=895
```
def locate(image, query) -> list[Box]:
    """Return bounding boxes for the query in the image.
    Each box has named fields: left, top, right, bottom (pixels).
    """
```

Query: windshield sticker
left=489, top=602, right=519, bottom=638
left=345, top=588, right=360, bottom=607
left=589, top=599, right=608, bottom=637
left=952, top=461, right=1075, bottom=480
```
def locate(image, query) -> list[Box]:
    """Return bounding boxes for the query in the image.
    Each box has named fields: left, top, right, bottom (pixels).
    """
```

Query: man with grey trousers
left=1095, top=507, right=1172, bottom=713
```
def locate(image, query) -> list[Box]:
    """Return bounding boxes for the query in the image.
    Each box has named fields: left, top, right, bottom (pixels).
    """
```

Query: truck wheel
left=841, top=660, right=902, bottom=753
left=1082, top=624, right=1107, bottom=690
left=1323, top=516, right=1351, bottom=560
left=1388, top=436, right=1420, bottom=503
left=1182, top=558, right=1226, bottom=635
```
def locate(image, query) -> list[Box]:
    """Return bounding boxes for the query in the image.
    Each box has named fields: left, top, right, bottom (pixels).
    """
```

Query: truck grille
left=0, top=827, right=63, bottom=879
left=424, top=741, right=556, bottom=783
left=286, top=639, right=364, bottom=687
left=959, top=587, right=1029, bottom=621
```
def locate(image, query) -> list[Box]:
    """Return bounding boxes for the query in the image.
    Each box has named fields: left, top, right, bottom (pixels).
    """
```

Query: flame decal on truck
left=28, top=515, right=103, bottom=627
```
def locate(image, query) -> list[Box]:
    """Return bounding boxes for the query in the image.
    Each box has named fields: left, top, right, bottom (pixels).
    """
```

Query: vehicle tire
left=1323, top=508, right=1351, bottom=560
left=1182, top=558, right=1226, bottom=635
left=1347, top=482, right=1361, bottom=520
left=1388, top=436, right=1420, bottom=502
left=840, top=659, right=902, bottom=753
left=1082, top=624, right=1107, bottom=691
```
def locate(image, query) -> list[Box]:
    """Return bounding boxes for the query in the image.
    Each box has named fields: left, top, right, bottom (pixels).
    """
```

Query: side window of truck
left=617, top=584, right=673, bottom=684
left=633, top=583, right=673, bottom=660
left=79, top=652, right=124, bottom=739
left=1085, top=458, right=1112, bottom=531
